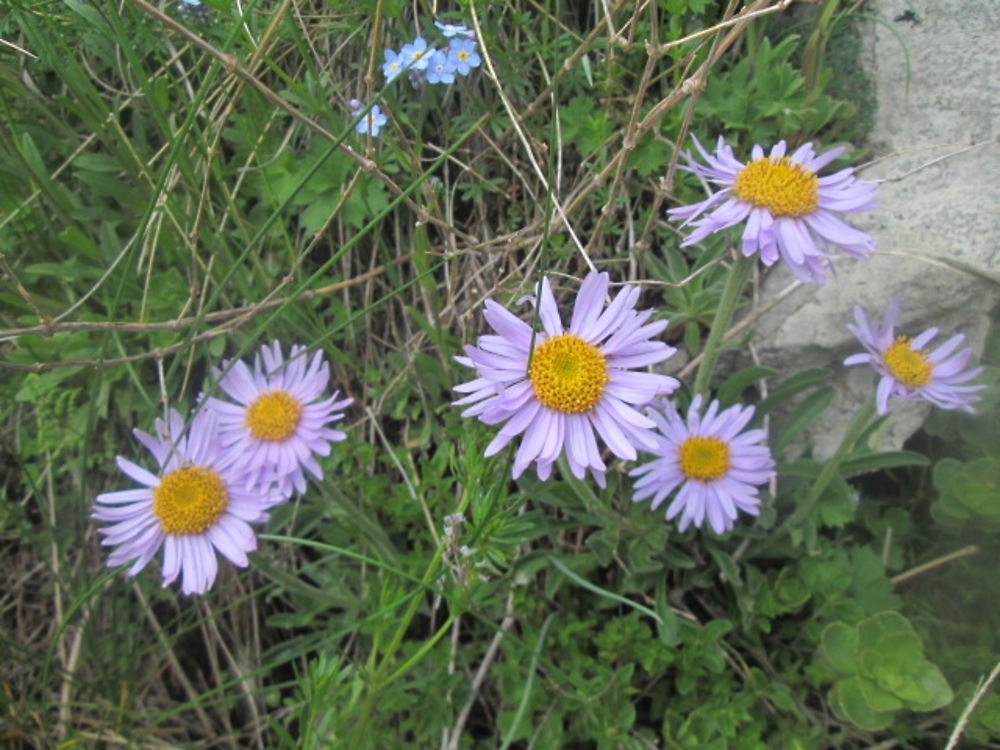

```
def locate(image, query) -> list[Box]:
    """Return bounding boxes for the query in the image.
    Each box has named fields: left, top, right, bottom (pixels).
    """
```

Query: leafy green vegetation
left=0, top=1, right=997, bottom=748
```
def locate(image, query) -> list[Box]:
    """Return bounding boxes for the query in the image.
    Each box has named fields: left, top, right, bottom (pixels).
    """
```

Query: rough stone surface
left=750, top=0, right=1000, bottom=458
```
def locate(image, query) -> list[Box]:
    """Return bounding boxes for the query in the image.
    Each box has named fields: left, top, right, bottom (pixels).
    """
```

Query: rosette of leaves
left=820, top=611, right=953, bottom=731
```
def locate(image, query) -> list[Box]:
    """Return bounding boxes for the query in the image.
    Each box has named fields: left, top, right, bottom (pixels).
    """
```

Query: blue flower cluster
left=383, top=21, right=482, bottom=85
left=351, top=20, right=481, bottom=139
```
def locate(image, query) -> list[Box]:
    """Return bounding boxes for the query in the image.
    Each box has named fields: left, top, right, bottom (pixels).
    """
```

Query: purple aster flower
left=383, top=48, right=405, bottom=81
left=844, top=296, right=984, bottom=415
left=630, top=396, right=775, bottom=534
left=92, top=409, right=284, bottom=595
left=399, top=37, right=432, bottom=72
left=425, top=50, right=457, bottom=85
left=207, top=342, right=353, bottom=496
left=667, top=136, right=878, bottom=284
left=453, top=272, right=679, bottom=487
left=447, top=37, right=481, bottom=75
left=434, top=20, right=474, bottom=38
left=351, top=101, right=387, bottom=137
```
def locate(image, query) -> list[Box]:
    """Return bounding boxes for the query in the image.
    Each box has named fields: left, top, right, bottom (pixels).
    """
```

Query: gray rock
left=751, top=0, right=999, bottom=459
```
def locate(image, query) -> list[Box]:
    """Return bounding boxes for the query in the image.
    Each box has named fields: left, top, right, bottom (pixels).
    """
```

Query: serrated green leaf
left=818, top=475, right=858, bottom=528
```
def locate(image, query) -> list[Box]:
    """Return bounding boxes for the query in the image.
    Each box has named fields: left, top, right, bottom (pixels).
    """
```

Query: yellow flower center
left=882, top=336, right=933, bottom=388
left=152, top=466, right=228, bottom=535
left=458, top=50, right=469, bottom=62
left=732, top=156, right=819, bottom=218
left=245, top=390, right=302, bottom=442
left=528, top=334, right=609, bottom=414
left=413, top=50, right=424, bottom=60
left=678, top=436, right=730, bottom=482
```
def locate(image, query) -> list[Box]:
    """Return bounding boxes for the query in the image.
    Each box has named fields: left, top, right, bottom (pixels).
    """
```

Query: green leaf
left=830, top=677, right=895, bottom=731
left=873, top=631, right=924, bottom=673
left=820, top=622, right=859, bottom=676
left=701, top=619, right=732, bottom=642
left=626, top=133, right=670, bottom=178
left=705, top=543, right=741, bottom=589
left=895, top=661, right=953, bottom=711
left=57, top=227, right=102, bottom=261
left=932, top=456, right=1000, bottom=527
left=817, top=475, right=858, bottom=528
left=857, top=674, right=903, bottom=713
left=847, top=551, right=901, bottom=615
left=22, top=262, right=100, bottom=282
left=755, top=368, right=832, bottom=416
left=300, top=192, right=338, bottom=233
left=655, top=577, right=680, bottom=647
left=857, top=611, right=914, bottom=649
left=683, top=319, right=701, bottom=357
left=840, top=450, right=930, bottom=476
left=770, top=567, right=810, bottom=613
left=72, top=153, right=123, bottom=173
left=773, top=386, right=835, bottom=454
left=715, top=365, right=777, bottom=407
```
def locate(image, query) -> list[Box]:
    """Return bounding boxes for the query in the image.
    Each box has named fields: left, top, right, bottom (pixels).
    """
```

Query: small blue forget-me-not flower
left=425, top=50, right=457, bottom=85
left=447, top=38, right=481, bottom=76
left=350, top=100, right=387, bottom=138
left=434, top=20, right=474, bottom=38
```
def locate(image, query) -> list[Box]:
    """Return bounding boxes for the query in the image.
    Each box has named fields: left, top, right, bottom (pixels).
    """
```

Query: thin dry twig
left=0, top=257, right=410, bottom=370
left=470, top=3, right=596, bottom=273
left=944, top=660, right=1000, bottom=750
left=890, top=545, right=979, bottom=585
left=444, top=592, right=517, bottom=750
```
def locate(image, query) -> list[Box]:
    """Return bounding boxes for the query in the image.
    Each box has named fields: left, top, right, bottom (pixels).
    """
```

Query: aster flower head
left=207, top=342, right=353, bottom=496
left=630, top=396, right=775, bottom=534
left=667, top=136, right=878, bottom=284
left=400, top=37, right=432, bottom=72
left=844, top=296, right=984, bottom=415
left=425, top=50, right=457, bottom=85
left=453, top=271, right=680, bottom=487
left=92, top=409, right=284, bottom=595
left=434, top=20, right=474, bottom=38
left=351, top=101, right=387, bottom=137
left=447, top=37, right=481, bottom=75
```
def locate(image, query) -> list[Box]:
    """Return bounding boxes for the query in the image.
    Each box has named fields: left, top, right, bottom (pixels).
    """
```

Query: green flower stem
left=692, top=253, right=755, bottom=397
left=780, top=394, right=877, bottom=535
